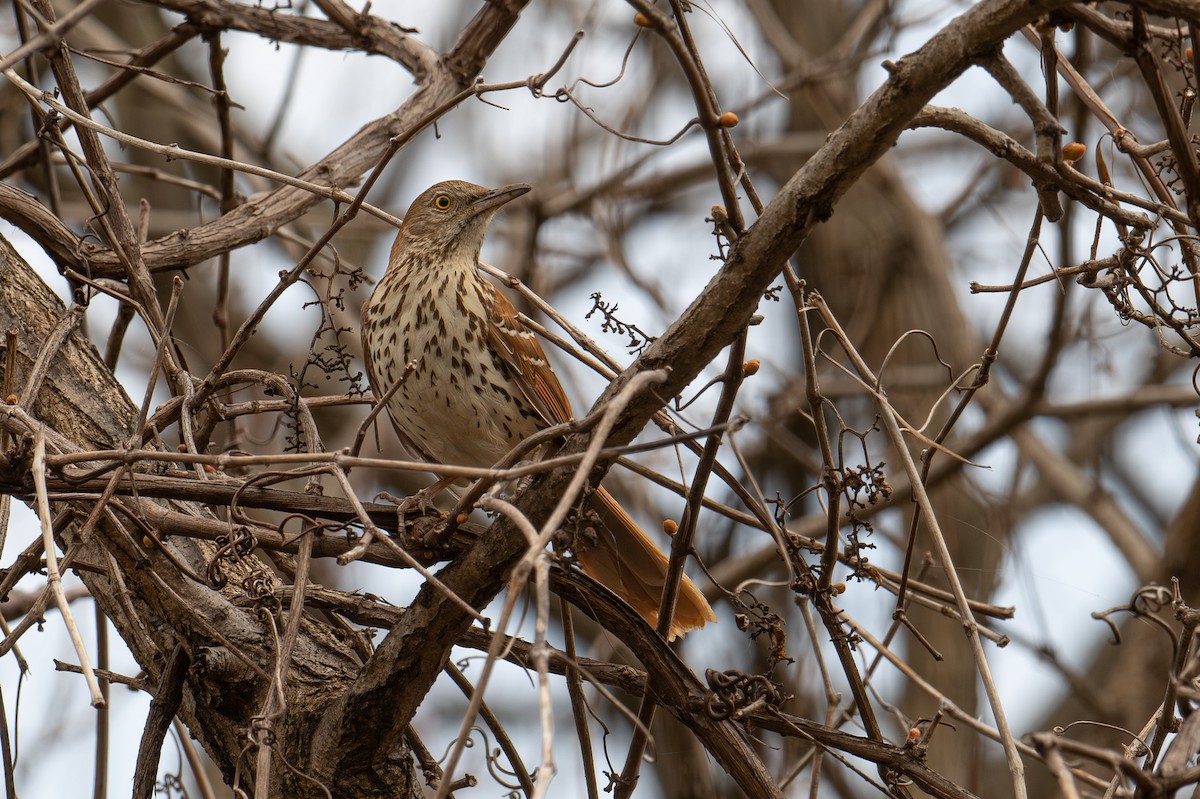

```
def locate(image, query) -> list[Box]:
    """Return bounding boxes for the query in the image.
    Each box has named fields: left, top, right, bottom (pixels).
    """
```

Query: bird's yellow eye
left=433, top=194, right=452, bottom=211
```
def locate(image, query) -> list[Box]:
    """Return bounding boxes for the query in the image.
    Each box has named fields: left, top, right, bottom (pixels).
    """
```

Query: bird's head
left=394, top=180, right=531, bottom=262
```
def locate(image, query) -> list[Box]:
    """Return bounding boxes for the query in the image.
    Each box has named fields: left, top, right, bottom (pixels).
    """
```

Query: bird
left=360, top=180, right=716, bottom=639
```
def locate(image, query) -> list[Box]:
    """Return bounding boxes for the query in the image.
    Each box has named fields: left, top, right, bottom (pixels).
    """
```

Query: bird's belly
left=380, top=343, right=542, bottom=470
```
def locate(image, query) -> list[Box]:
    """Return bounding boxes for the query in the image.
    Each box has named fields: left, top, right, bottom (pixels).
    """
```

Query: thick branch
left=0, top=235, right=371, bottom=798
left=147, top=0, right=436, bottom=75
left=6, top=1, right=526, bottom=278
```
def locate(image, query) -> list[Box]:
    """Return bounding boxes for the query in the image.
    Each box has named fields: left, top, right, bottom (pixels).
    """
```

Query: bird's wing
left=479, top=278, right=575, bottom=426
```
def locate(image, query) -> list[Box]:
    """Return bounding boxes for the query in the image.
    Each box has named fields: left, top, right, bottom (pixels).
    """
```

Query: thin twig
left=432, top=370, right=668, bottom=799
left=31, top=429, right=104, bottom=706
left=811, top=295, right=1026, bottom=799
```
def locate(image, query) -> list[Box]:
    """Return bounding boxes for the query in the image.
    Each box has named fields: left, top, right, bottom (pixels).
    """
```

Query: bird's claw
left=492, top=461, right=536, bottom=502
left=375, top=489, right=442, bottom=527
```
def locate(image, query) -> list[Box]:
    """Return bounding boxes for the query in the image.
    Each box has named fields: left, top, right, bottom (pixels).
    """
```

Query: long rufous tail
left=575, top=487, right=717, bottom=640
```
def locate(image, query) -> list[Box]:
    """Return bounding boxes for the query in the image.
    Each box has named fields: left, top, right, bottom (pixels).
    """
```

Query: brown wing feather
left=479, top=279, right=574, bottom=426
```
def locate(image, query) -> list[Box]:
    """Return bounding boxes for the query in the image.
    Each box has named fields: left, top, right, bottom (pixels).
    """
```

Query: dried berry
left=1062, top=141, right=1087, bottom=162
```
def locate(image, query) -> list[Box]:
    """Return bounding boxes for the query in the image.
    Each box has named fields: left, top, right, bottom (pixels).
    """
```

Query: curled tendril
left=1055, top=720, right=1150, bottom=756
left=243, top=571, right=280, bottom=614
left=248, top=714, right=277, bottom=748
left=1132, top=584, right=1173, bottom=615
left=154, top=773, right=184, bottom=799
left=1091, top=584, right=1179, bottom=654
left=438, top=725, right=484, bottom=763
left=482, top=742, right=524, bottom=792
left=207, top=525, right=259, bottom=588
left=703, top=668, right=788, bottom=721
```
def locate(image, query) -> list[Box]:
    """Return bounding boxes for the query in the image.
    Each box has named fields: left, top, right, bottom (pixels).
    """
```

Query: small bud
left=203, top=464, right=216, bottom=473
left=455, top=512, right=469, bottom=525
left=177, top=443, right=187, bottom=452
left=831, top=582, right=846, bottom=595
left=1188, top=46, right=1194, bottom=61
left=4, top=394, right=16, bottom=405
left=718, top=111, right=739, bottom=128
left=908, top=727, right=921, bottom=743
left=1062, top=141, right=1086, bottom=162
left=742, top=359, right=760, bottom=376
left=663, top=519, right=679, bottom=535
left=634, top=12, right=652, bottom=27
left=142, top=535, right=155, bottom=549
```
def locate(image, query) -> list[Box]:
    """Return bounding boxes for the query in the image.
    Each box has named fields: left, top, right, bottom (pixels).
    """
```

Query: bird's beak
left=470, top=183, right=532, bottom=216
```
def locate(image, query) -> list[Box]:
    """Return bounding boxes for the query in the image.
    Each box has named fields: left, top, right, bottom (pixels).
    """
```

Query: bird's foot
left=375, top=489, right=443, bottom=524
left=492, top=461, right=536, bottom=502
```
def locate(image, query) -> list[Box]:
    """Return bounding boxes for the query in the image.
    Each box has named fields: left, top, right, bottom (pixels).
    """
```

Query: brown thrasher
left=361, top=180, right=716, bottom=639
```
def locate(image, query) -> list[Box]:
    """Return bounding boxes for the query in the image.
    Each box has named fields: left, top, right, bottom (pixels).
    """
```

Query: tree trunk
left=0, top=234, right=415, bottom=798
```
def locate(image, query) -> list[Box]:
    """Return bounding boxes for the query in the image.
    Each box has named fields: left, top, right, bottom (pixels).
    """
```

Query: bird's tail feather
left=576, top=487, right=716, bottom=640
